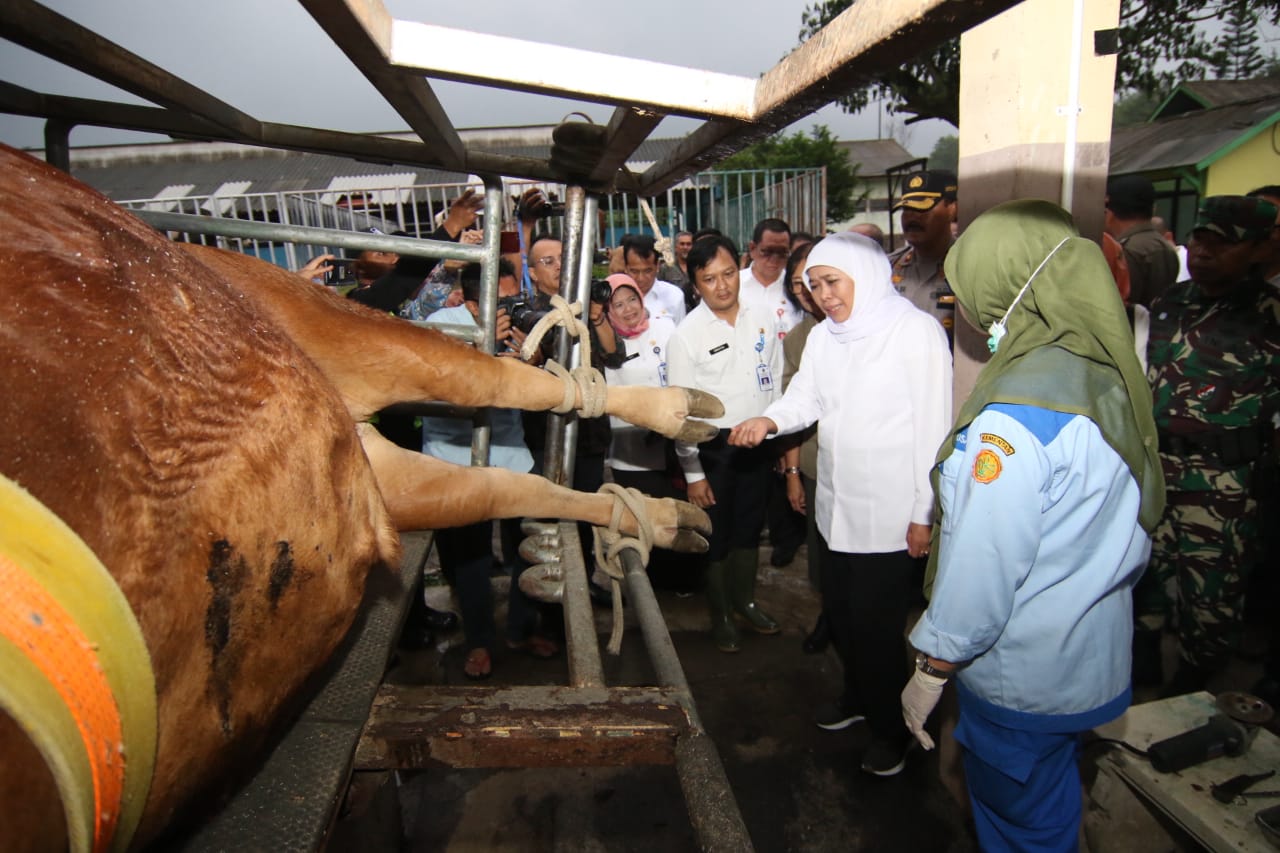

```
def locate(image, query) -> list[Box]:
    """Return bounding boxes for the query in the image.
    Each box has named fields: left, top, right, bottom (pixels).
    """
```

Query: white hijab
left=804, top=232, right=913, bottom=343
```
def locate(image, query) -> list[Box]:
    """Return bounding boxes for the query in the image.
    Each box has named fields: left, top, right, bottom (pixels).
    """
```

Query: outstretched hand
left=728, top=417, right=776, bottom=448
left=442, top=188, right=485, bottom=237
left=297, top=254, right=334, bottom=283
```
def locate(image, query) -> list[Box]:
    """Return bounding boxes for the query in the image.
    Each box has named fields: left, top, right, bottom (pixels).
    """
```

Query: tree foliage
left=715, top=125, right=864, bottom=223
left=798, top=0, right=1280, bottom=127
left=1210, top=2, right=1266, bottom=79
left=928, top=135, right=959, bottom=173
left=1112, top=90, right=1164, bottom=126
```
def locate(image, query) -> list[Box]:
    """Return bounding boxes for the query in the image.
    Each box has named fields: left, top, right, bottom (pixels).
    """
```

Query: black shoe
left=419, top=605, right=459, bottom=633
left=397, top=626, right=435, bottom=651
left=802, top=613, right=831, bottom=654
left=860, top=735, right=912, bottom=777
left=814, top=700, right=865, bottom=731
left=770, top=544, right=799, bottom=568
left=588, top=581, right=614, bottom=607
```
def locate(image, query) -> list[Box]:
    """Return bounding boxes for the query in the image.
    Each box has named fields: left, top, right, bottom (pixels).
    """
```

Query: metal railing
left=119, top=167, right=826, bottom=267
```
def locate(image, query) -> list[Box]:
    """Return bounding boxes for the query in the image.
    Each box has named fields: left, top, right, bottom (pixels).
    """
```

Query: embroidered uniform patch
left=972, top=449, right=1002, bottom=483
left=979, top=433, right=1015, bottom=455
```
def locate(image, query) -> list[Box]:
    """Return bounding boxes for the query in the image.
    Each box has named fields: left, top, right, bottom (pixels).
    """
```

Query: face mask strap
left=986, top=236, right=1072, bottom=353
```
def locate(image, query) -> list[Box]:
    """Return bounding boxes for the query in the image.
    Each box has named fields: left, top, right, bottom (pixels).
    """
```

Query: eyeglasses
left=533, top=256, right=560, bottom=267
left=756, top=247, right=790, bottom=259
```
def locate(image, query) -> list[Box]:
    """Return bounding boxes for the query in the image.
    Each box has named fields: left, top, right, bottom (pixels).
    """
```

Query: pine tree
left=1216, top=1, right=1265, bottom=79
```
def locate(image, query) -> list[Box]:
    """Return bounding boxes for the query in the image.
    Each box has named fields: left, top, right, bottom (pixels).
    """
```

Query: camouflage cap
left=1192, top=195, right=1279, bottom=242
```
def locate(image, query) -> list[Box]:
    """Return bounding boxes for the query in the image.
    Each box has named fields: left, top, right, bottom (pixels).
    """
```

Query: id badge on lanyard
left=754, top=327, right=773, bottom=392
left=654, top=344, right=668, bottom=387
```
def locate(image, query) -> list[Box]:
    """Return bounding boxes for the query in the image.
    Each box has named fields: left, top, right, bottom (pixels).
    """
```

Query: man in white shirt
left=736, top=218, right=808, bottom=568
left=738, top=218, right=802, bottom=342
left=622, top=234, right=687, bottom=325
left=668, top=234, right=784, bottom=653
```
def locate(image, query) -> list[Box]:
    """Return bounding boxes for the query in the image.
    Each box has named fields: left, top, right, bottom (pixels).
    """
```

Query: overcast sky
left=0, top=0, right=952, bottom=158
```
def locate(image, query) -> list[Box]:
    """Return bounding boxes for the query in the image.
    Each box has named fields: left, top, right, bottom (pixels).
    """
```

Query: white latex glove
left=901, top=667, right=948, bottom=750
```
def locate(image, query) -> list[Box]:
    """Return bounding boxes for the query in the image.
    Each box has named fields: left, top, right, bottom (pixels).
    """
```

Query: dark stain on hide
left=267, top=541, right=294, bottom=609
left=205, top=538, right=249, bottom=737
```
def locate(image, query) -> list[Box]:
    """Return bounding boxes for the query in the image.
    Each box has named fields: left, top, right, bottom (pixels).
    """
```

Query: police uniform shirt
left=644, top=279, right=687, bottom=325
left=739, top=264, right=803, bottom=341
left=888, top=243, right=953, bottom=325
left=667, top=300, right=783, bottom=483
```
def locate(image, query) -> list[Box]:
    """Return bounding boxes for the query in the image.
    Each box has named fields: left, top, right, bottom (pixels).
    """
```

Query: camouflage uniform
left=1137, top=270, right=1280, bottom=669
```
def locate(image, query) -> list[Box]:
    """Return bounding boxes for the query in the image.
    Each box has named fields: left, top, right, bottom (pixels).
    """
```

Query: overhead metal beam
left=0, top=82, right=230, bottom=141
left=636, top=0, right=1023, bottom=195
left=298, top=0, right=466, bottom=172
left=387, top=19, right=757, bottom=121
left=588, top=106, right=666, bottom=187
left=0, top=0, right=262, bottom=141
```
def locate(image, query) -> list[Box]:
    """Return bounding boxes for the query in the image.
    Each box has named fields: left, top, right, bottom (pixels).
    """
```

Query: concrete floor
left=330, top=538, right=1270, bottom=852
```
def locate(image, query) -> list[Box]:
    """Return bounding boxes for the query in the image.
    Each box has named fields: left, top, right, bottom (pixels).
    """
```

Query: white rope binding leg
left=591, top=484, right=654, bottom=655
left=519, top=294, right=608, bottom=418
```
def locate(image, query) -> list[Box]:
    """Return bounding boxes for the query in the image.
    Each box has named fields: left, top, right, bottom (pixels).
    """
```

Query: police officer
left=889, top=169, right=958, bottom=337
left=1135, top=195, right=1280, bottom=695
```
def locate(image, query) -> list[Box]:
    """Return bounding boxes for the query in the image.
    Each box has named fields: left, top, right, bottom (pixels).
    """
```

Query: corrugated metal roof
left=68, top=134, right=699, bottom=201
left=835, top=139, right=918, bottom=177
left=1109, top=94, right=1280, bottom=177
left=70, top=147, right=471, bottom=202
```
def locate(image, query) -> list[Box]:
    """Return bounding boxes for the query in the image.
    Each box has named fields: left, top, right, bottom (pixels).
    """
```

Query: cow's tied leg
left=358, top=426, right=710, bottom=551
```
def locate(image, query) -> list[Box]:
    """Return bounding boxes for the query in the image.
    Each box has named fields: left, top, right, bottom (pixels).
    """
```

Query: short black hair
left=686, top=234, right=740, bottom=285
left=621, top=233, right=658, bottom=265
left=1105, top=175, right=1156, bottom=219
left=528, top=232, right=561, bottom=256
left=692, top=227, right=723, bottom=242
left=1247, top=185, right=1280, bottom=200
left=459, top=258, right=516, bottom=303
left=752, top=218, right=790, bottom=245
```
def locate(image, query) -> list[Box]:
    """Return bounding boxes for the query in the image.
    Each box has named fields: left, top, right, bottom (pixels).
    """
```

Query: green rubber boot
left=728, top=548, right=780, bottom=635
left=705, top=559, right=741, bottom=653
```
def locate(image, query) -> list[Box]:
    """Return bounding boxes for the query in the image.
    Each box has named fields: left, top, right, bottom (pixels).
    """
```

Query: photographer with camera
left=518, top=204, right=618, bottom=604
left=418, top=258, right=560, bottom=679
left=347, top=188, right=485, bottom=314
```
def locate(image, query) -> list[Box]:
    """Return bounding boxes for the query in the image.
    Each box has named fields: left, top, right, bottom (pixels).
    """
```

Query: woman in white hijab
left=729, top=231, right=952, bottom=776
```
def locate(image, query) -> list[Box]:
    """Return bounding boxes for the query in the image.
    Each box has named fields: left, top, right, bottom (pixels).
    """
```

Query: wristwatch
left=915, top=651, right=952, bottom=680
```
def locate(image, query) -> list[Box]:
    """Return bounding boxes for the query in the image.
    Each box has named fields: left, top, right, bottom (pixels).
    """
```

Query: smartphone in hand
left=325, top=258, right=355, bottom=285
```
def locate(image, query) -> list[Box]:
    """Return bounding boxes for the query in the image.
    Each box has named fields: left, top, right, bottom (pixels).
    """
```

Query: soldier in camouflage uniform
left=1135, top=195, right=1280, bottom=695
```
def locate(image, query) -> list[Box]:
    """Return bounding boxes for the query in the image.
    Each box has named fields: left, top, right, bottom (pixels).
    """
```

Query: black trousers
left=820, top=542, right=913, bottom=741
left=694, top=430, right=772, bottom=562
left=436, top=517, right=537, bottom=650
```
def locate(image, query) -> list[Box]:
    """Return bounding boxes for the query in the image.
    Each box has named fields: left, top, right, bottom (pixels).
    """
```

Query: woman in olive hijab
left=901, top=200, right=1164, bottom=853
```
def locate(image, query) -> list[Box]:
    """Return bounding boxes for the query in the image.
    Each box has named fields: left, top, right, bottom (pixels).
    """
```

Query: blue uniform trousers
left=955, top=710, right=1082, bottom=853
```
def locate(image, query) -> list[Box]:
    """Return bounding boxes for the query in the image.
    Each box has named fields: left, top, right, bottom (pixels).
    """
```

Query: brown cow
left=0, top=144, right=719, bottom=851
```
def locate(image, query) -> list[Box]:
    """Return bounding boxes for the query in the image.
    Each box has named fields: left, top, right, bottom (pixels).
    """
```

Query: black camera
left=590, top=279, right=612, bottom=304
left=515, top=194, right=565, bottom=219
left=497, top=295, right=557, bottom=360
left=498, top=296, right=549, bottom=334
